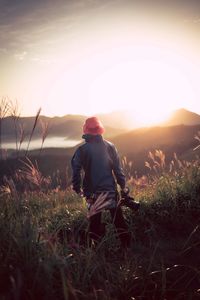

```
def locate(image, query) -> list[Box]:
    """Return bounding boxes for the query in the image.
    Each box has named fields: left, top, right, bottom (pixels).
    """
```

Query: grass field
left=1, top=151, right=200, bottom=300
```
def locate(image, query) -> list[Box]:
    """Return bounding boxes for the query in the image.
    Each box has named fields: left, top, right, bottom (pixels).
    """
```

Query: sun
left=46, top=44, right=195, bottom=125
left=89, top=59, right=193, bottom=127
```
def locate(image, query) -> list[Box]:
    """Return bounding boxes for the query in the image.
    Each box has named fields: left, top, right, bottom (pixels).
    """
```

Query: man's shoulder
left=72, top=143, right=86, bottom=161
left=77, top=142, right=85, bottom=148
left=103, top=139, right=115, bottom=149
left=76, top=142, right=94, bottom=155
left=76, top=142, right=87, bottom=152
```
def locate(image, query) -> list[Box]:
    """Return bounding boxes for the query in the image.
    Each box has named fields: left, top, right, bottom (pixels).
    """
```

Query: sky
left=1, top=0, right=200, bottom=126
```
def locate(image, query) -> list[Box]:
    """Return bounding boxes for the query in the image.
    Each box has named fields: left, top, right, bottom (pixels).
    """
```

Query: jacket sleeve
left=71, top=148, right=82, bottom=193
left=110, top=145, right=126, bottom=189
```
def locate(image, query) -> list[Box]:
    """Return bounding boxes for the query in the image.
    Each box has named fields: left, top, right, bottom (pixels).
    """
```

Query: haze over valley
left=1, top=108, right=200, bottom=176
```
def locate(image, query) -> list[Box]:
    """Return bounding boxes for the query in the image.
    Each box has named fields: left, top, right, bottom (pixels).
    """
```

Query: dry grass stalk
left=39, top=119, right=50, bottom=155
left=87, top=192, right=110, bottom=217
left=173, top=152, right=184, bottom=169
left=155, top=150, right=165, bottom=169
left=0, top=97, right=10, bottom=159
left=121, top=155, right=134, bottom=180
left=0, top=176, right=19, bottom=200
left=194, top=131, right=200, bottom=151
left=20, top=157, right=43, bottom=187
left=10, top=99, right=21, bottom=156
left=25, top=107, right=41, bottom=156
left=128, top=175, right=148, bottom=188
left=18, top=123, right=26, bottom=153
left=145, top=150, right=166, bottom=174
left=18, top=157, right=51, bottom=191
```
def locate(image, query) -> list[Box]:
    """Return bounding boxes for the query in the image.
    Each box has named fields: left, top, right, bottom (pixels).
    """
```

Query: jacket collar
left=82, top=134, right=103, bottom=143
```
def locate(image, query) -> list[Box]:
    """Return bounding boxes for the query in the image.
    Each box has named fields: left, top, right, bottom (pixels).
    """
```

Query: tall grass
left=1, top=117, right=200, bottom=299
left=1, top=150, right=200, bottom=299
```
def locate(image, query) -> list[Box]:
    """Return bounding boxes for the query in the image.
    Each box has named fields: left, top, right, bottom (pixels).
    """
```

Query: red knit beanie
left=83, top=117, right=105, bottom=135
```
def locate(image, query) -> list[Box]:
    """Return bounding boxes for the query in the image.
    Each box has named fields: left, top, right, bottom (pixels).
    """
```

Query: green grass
left=1, top=161, right=200, bottom=299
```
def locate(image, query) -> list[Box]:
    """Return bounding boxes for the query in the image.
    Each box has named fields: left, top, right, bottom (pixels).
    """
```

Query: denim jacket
left=71, top=134, right=125, bottom=198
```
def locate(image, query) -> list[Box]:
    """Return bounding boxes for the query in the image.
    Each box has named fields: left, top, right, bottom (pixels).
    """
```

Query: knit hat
left=83, top=117, right=105, bottom=135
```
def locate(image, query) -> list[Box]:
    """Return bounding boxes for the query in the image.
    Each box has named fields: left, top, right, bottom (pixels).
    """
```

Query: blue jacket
left=71, top=134, right=125, bottom=197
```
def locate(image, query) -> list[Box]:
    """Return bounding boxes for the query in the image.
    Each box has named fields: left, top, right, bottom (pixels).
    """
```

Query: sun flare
left=1, top=0, right=200, bottom=121
left=46, top=44, right=195, bottom=127
left=90, top=59, right=194, bottom=126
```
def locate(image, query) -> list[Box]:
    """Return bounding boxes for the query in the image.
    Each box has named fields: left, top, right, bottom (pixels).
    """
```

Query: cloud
left=1, top=0, right=200, bottom=65
left=183, top=17, right=200, bottom=23
left=30, top=56, right=58, bottom=65
left=0, top=0, right=90, bottom=56
left=14, top=51, right=27, bottom=61
left=0, top=48, right=7, bottom=53
left=193, top=18, right=200, bottom=23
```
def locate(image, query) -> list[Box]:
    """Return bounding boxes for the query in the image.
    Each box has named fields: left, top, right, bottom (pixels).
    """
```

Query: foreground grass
left=1, top=163, right=200, bottom=300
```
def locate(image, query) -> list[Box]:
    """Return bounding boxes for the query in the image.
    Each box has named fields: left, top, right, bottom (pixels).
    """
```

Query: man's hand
left=86, top=198, right=93, bottom=205
left=85, top=197, right=94, bottom=211
left=73, top=187, right=83, bottom=197
left=78, top=191, right=84, bottom=197
left=121, top=187, right=130, bottom=198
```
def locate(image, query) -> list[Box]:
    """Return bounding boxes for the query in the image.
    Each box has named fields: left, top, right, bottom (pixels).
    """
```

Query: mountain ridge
left=162, top=108, right=200, bottom=127
left=1, top=108, right=200, bottom=143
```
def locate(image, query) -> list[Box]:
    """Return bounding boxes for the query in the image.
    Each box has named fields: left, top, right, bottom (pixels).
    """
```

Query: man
left=71, top=117, right=130, bottom=247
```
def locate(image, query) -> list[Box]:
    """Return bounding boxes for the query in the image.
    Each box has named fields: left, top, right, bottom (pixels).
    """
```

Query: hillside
left=1, top=114, right=126, bottom=141
left=112, top=124, right=200, bottom=154
left=1, top=108, right=200, bottom=144
left=163, top=108, right=200, bottom=126
left=1, top=124, right=200, bottom=181
left=111, top=124, right=200, bottom=174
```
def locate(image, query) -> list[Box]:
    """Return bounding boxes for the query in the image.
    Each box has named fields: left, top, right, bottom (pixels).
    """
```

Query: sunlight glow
left=45, top=45, right=195, bottom=126
left=2, top=3, right=200, bottom=123
left=41, top=38, right=197, bottom=126
left=89, top=61, right=193, bottom=126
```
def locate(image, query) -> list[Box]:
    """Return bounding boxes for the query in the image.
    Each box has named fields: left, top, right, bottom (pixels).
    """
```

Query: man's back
left=72, top=133, right=126, bottom=197
left=77, top=135, right=116, bottom=195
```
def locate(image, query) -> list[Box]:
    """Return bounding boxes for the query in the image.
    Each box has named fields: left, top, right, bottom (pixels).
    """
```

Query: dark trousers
left=88, top=206, right=130, bottom=248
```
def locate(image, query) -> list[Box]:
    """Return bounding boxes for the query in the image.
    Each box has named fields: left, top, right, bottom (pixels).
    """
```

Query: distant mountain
left=97, top=111, right=136, bottom=129
left=111, top=124, right=200, bottom=175
left=162, top=108, right=200, bottom=126
left=112, top=124, right=200, bottom=154
left=2, top=108, right=200, bottom=145
left=1, top=113, right=127, bottom=142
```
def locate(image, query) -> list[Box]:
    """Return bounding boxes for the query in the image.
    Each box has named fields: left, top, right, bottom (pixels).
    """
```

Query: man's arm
left=71, top=148, right=82, bottom=194
left=110, top=144, right=126, bottom=189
